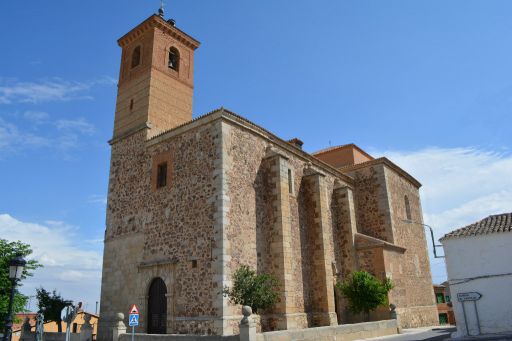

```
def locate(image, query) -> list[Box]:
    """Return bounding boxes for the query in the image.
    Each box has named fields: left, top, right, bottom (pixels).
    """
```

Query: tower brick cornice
left=118, top=14, right=200, bottom=50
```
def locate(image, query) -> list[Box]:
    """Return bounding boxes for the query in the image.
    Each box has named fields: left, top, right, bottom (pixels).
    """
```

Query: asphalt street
left=357, top=327, right=456, bottom=341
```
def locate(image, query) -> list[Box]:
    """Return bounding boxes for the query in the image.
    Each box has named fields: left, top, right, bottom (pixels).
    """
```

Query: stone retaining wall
left=257, top=320, right=398, bottom=341
left=21, top=333, right=81, bottom=341
left=118, top=320, right=398, bottom=341
left=119, top=334, right=238, bottom=341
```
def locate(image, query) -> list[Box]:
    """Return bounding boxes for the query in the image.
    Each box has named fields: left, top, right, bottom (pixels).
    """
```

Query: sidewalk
left=449, top=333, right=512, bottom=341
left=353, top=326, right=455, bottom=341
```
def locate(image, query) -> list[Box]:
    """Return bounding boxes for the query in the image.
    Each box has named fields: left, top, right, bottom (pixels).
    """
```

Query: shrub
left=222, top=265, right=279, bottom=313
left=336, top=271, right=393, bottom=319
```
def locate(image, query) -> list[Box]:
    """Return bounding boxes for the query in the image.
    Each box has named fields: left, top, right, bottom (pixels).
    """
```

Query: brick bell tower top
left=112, top=14, right=200, bottom=140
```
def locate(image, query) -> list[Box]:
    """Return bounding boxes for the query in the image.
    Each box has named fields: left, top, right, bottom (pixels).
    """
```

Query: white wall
left=442, top=232, right=512, bottom=337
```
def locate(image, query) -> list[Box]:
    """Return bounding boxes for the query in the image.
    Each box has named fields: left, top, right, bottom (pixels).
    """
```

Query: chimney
left=288, top=138, right=304, bottom=149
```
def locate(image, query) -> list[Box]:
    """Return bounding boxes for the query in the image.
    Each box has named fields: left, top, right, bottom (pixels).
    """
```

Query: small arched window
left=131, top=46, right=141, bottom=69
left=404, top=195, right=412, bottom=221
left=168, top=47, right=179, bottom=71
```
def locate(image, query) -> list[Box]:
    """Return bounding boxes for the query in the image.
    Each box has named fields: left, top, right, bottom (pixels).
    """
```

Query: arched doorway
left=147, top=277, right=167, bottom=334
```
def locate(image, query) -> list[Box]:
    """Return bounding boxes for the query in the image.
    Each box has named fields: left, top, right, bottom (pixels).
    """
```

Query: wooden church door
left=147, top=278, right=167, bottom=334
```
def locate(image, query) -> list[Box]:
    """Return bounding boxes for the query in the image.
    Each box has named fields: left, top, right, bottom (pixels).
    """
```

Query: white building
left=440, top=213, right=512, bottom=338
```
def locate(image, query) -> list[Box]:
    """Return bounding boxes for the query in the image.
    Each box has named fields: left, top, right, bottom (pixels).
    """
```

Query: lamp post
left=403, top=220, right=444, bottom=258
left=3, top=254, right=26, bottom=341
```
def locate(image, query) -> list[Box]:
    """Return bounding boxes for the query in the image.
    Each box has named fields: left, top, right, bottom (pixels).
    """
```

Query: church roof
left=147, top=107, right=355, bottom=184
left=145, top=107, right=422, bottom=188
left=440, top=213, right=512, bottom=241
left=313, top=143, right=374, bottom=161
left=339, top=157, right=422, bottom=188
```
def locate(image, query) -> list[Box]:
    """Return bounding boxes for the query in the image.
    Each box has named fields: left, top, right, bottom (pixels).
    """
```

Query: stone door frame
left=138, top=260, right=177, bottom=333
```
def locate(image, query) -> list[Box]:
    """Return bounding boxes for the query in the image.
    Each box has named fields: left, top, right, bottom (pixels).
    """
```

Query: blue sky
left=0, top=1, right=511, bottom=312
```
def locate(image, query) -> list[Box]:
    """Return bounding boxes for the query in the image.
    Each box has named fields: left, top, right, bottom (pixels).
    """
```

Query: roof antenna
left=158, top=0, right=165, bottom=17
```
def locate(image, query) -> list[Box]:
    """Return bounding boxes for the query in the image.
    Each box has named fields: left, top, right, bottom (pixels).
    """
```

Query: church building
left=97, top=11, right=438, bottom=340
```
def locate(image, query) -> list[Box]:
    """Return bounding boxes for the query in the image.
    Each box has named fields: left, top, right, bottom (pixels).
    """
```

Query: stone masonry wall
left=350, top=166, right=393, bottom=242
left=100, top=112, right=438, bottom=339
left=223, top=123, right=347, bottom=333
left=98, top=122, right=220, bottom=340
left=344, top=163, right=438, bottom=328
left=331, top=188, right=357, bottom=281
left=382, top=168, right=438, bottom=328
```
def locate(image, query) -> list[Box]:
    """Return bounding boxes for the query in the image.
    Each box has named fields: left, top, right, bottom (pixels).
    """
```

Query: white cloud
left=0, top=116, right=96, bottom=155
left=0, top=76, right=116, bottom=105
left=0, top=214, right=102, bottom=309
left=23, top=111, right=49, bottom=125
left=0, top=118, right=50, bottom=152
left=87, top=195, right=107, bottom=205
left=56, top=118, right=95, bottom=135
left=57, top=270, right=88, bottom=282
left=375, top=147, right=512, bottom=284
left=0, top=79, right=91, bottom=104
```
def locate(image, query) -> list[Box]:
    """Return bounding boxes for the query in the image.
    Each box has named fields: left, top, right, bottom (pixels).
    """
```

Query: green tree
left=222, top=265, right=279, bottom=314
left=36, top=288, right=72, bottom=333
left=0, top=239, right=42, bottom=329
left=336, top=271, right=393, bottom=321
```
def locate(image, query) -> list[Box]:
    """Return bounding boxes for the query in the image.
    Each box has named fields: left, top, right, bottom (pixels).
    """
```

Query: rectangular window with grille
left=157, top=163, right=167, bottom=188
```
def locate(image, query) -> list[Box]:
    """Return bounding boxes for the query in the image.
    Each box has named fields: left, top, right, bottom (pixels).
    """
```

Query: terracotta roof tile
left=312, top=143, right=374, bottom=161
left=440, top=213, right=512, bottom=241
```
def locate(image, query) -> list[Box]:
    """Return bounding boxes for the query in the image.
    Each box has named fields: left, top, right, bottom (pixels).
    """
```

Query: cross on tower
left=158, top=0, right=165, bottom=17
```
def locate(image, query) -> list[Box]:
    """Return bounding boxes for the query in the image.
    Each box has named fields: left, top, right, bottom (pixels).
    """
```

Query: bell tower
left=112, top=13, right=200, bottom=139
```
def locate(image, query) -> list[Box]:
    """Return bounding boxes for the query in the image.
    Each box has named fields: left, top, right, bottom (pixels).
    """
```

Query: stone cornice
left=109, top=122, right=151, bottom=145
left=145, top=108, right=355, bottom=186
left=303, top=165, right=326, bottom=178
left=263, top=146, right=289, bottom=160
left=355, top=233, right=407, bottom=253
left=138, top=257, right=179, bottom=270
left=340, top=157, right=422, bottom=189
left=118, top=14, right=200, bottom=50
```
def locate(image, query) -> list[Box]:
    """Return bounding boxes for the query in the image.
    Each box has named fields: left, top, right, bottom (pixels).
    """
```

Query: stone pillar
left=389, top=304, right=402, bottom=333
left=137, top=295, right=148, bottom=333
left=264, top=147, right=295, bottom=329
left=80, top=314, right=93, bottom=341
left=239, top=306, right=256, bottom=341
left=212, top=121, right=233, bottom=335
left=20, top=317, right=32, bottom=341
left=112, top=313, right=126, bottom=341
left=304, top=169, right=337, bottom=327
left=333, top=185, right=358, bottom=278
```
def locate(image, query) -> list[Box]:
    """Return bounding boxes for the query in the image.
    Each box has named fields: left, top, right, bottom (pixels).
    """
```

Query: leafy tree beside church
left=223, top=265, right=279, bottom=314
left=337, top=271, right=393, bottom=321
left=0, top=239, right=42, bottom=329
left=36, top=288, right=73, bottom=333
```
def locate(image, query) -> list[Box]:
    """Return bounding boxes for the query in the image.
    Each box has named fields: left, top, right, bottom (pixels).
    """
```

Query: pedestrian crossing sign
left=129, top=314, right=139, bottom=327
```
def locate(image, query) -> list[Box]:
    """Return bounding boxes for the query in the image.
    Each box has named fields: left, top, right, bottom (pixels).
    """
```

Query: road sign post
left=457, top=292, right=482, bottom=336
left=128, top=305, right=139, bottom=341
left=457, top=292, right=482, bottom=302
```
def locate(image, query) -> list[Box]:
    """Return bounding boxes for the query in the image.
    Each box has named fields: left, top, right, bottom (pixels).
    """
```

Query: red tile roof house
left=440, top=213, right=512, bottom=338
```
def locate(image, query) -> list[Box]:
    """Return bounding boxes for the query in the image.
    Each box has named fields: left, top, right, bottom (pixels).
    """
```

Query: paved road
left=358, top=327, right=456, bottom=341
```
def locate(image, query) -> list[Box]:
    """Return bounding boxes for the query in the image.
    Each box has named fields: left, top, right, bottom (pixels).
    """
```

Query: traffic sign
left=129, top=314, right=139, bottom=327
left=129, top=304, right=139, bottom=315
left=457, top=292, right=482, bottom=302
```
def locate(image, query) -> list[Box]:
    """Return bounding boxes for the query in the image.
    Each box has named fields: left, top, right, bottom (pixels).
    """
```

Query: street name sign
left=457, top=292, right=482, bottom=302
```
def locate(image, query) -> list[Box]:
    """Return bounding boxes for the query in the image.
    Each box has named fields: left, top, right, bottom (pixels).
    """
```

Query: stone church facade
left=97, top=13, right=438, bottom=340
